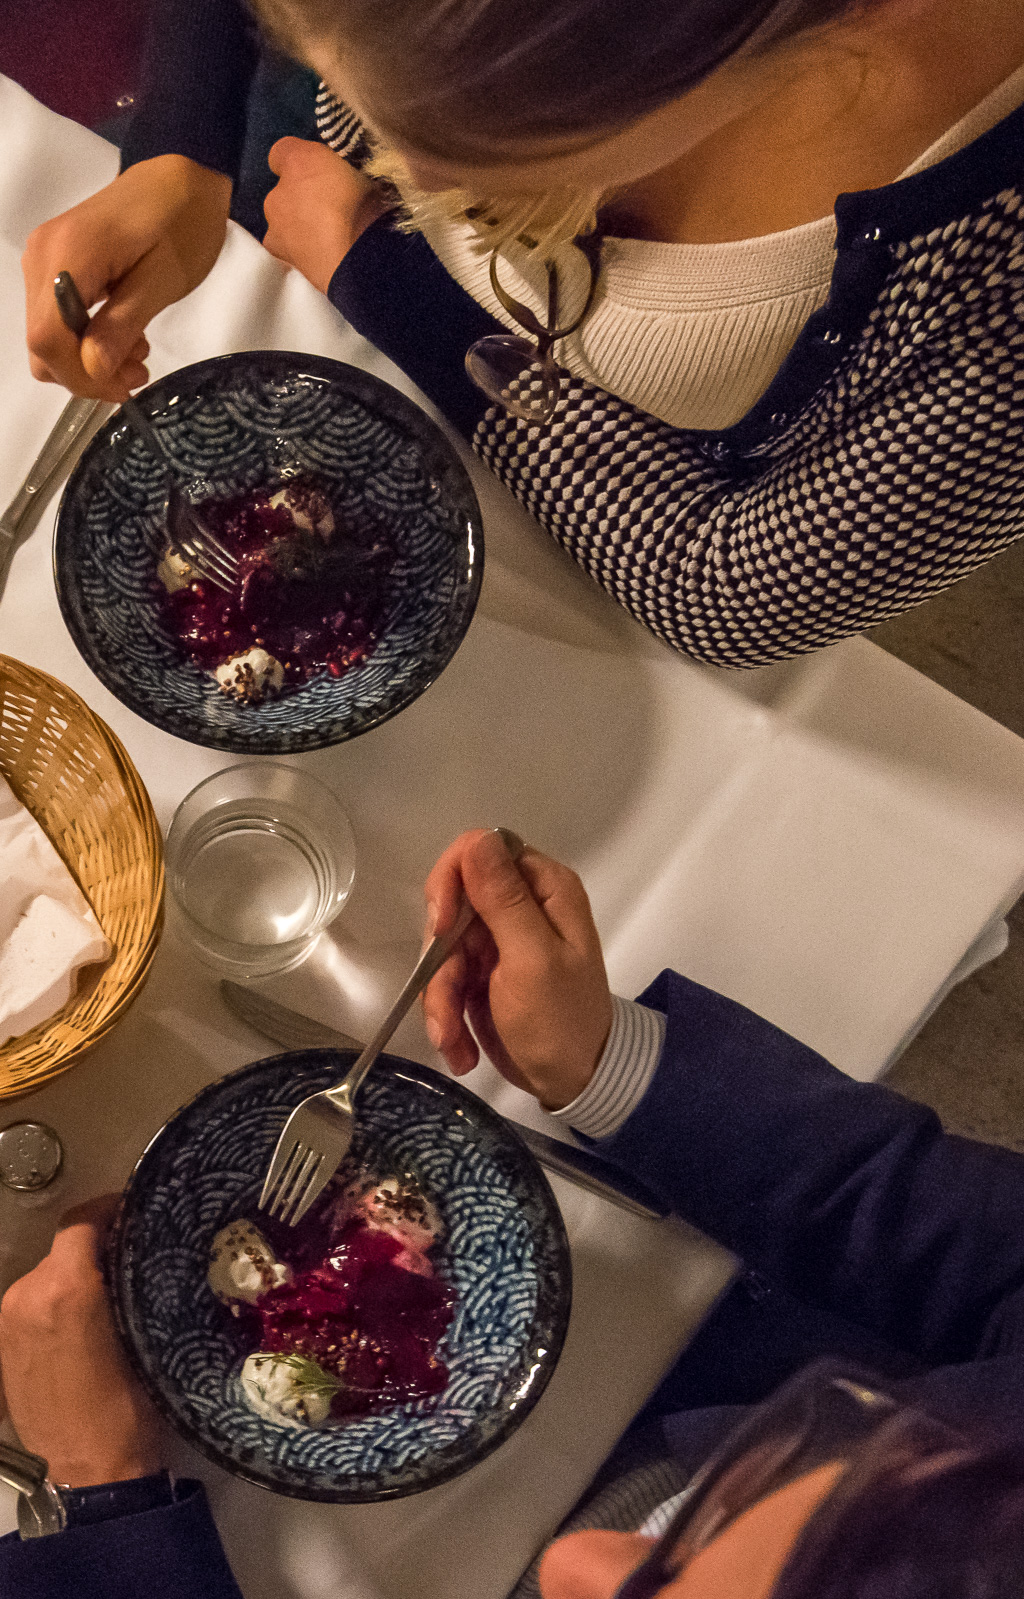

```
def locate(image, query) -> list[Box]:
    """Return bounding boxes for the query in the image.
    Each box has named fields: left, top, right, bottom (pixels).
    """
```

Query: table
left=2, top=75, right=1024, bottom=1599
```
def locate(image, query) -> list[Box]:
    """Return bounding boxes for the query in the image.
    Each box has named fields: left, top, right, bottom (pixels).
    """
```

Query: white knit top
left=420, top=63, right=1024, bottom=430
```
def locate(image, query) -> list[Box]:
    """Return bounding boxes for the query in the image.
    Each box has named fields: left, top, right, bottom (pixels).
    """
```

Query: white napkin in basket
left=0, top=770, right=111, bottom=1046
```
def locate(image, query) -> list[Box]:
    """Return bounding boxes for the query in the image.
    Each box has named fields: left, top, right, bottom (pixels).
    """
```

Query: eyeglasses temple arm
left=487, top=250, right=553, bottom=341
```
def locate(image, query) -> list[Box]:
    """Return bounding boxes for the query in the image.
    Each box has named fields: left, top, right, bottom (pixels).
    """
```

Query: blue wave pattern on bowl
left=55, top=353, right=483, bottom=753
left=112, top=1052, right=572, bottom=1501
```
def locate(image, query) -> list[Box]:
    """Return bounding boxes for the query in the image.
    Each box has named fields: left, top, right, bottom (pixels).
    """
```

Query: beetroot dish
left=208, top=1168, right=454, bottom=1429
left=158, top=481, right=392, bottom=705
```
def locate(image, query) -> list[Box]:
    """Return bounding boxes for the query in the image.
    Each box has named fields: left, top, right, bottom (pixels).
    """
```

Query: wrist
left=548, top=998, right=666, bottom=1139
left=19, top=1471, right=177, bottom=1538
left=353, top=185, right=393, bottom=240
left=131, top=153, right=233, bottom=215
left=538, top=1028, right=613, bottom=1112
left=328, top=188, right=394, bottom=286
left=51, top=1454, right=163, bottom=1489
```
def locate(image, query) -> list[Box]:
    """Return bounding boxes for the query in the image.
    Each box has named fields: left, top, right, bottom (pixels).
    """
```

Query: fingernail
left=492, top=827, right=524, bottom=860
left=425, top=1016, right=442, bottom=1049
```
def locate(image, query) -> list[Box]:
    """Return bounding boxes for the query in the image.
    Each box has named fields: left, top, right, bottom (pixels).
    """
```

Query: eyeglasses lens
left=465, top=334, right=563, bottom=422
left=613, top=1371, right=902, bottom=1599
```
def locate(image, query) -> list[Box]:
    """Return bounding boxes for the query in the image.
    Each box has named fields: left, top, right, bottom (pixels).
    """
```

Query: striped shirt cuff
left=550, top=996, right=666, bottom=1140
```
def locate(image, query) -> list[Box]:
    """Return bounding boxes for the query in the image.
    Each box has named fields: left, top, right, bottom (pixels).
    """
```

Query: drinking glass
left=165, top=763, right=356, bottom=977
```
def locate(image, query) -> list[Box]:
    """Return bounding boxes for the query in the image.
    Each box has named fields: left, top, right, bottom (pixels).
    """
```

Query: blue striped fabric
left=551, top=997, right=666, bottom=1140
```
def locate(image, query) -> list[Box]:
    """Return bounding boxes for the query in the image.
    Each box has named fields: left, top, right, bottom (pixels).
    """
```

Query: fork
left=53, top=271, right=239, bottom=593
left=258, top=827, right=525, bottom=1227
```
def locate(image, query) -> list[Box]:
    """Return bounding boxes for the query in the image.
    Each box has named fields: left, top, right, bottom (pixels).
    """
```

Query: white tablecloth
left=2, top=77, right=1024, bottom=1597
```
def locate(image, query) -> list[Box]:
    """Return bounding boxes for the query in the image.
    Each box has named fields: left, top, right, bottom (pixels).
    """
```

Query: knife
left=0, top=394, right=105, bottom=597
left=219, top=980, right=669, bottom=1222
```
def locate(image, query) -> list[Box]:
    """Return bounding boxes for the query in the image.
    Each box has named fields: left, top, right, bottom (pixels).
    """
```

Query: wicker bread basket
left=0, top=656, right=164, bottom=1099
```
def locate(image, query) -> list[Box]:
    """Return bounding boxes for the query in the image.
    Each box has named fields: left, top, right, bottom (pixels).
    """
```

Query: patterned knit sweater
left=123, top=1, right=1024, bottom=667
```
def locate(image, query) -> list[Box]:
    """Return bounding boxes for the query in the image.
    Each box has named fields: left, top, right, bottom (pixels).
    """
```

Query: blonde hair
left=364, top=142, right=603, bottom=258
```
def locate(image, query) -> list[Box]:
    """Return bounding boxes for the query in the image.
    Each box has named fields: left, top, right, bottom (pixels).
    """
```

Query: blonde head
left=363, top=142, right=603, bottom=258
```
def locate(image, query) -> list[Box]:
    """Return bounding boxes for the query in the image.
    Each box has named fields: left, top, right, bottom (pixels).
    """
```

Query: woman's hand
left=422, top=830, right=614, bottom=1109
left=0, top=1197, right=164, bottom=1487
left=22, top=155, right=232, bottom=403
left=263, top=137, right=392, bottom=294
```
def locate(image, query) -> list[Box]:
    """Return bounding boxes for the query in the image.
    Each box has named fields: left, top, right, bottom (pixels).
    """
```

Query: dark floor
left=4, top=5, right=1022, bottom=1148
left=0, top=0, right=147, bottom=129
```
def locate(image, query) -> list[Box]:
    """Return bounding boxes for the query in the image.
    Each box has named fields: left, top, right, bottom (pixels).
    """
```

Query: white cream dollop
left=156, top=547, right=194, bottom=593
left=327, top=1173, right=442, bottom=1276
left=214, top=648, right=285, bottom=704
left=240, top=1353, right=335, bottom=1429
left=207, top=1220, right=291, bottom=1313
left=269, top=485, right=334, bottom=540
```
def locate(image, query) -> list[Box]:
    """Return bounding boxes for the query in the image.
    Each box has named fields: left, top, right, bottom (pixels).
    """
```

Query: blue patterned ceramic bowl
left=110, top=1050, right=572, bottom=1501
left=54, top=352, right=483, bottom=753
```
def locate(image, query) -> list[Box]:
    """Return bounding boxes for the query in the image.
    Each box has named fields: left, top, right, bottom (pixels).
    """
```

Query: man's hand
left=0, top=1197, right=163, bottom=1487
left=23, top=155, right=232, bottom=402
left=422, top=830, right=614, bottom=1109
left=263, top=137, right=391, bottom=294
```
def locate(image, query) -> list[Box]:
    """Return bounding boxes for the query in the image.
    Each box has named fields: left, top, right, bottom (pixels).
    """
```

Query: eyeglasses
left=612, top=1360, right=965, bottom=1599
left=465, top=232, right=602, bottom=424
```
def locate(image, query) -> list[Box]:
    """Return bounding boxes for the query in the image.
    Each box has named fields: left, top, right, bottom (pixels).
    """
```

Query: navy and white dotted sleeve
left=329, top=185, right=1024, bottom=668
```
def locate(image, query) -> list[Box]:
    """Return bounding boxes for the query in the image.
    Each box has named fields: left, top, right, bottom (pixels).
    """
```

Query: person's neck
left=601, top=0, right=1024, bottom=244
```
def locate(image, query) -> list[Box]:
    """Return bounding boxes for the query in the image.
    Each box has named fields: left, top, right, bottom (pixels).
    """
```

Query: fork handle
left=324, top=897, right=477, bottom=1115
left=54, top=272, right=167, bottom=465
left=324, top=828, right=525, bottom=1114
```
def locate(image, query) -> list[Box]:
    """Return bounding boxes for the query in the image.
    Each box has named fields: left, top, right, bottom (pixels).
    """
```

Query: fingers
left=428, top=829, right=555, bottom=956
left=77, top=248, right=174, bottom=388
left=516, top=850, right=602, bottom=958
left=422, top=921, right=493, bottom=1074
left=421, top=830, right=604, bottom=1100
left=462, top=832, right=602, bottom=965
left=424, top=834, right=476, bottom=938
left=267, top=135, right=301, bottom=177
left=46, top=1218, right=112, bottom=1276
left=267, top=135, right=333, bottom=178
left=464, top=992, right=532, bottom=1093
left=23, top=158, right=230, bottom=402
left=24, top=225, right=140, bottom=401
left=26, top=304, right=148, bottom=402
left=55, top=1192, right=122, bottom=1238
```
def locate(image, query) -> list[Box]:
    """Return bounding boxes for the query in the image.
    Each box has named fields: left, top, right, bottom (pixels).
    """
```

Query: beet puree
left=159, top=483, right=391, bottom=691
left=253, top=1218, right=453, bottom=1417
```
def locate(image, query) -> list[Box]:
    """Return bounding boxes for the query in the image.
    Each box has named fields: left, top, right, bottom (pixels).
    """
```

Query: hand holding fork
left=258, top=828, right=525, bottom=1227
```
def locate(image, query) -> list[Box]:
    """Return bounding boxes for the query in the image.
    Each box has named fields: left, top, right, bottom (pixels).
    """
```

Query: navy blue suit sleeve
left=0, top=1479, right=244, bottom=1599
left=119, top=0, right=259, bottom=180
left=596, top=971, right=1024, bottom=1367
left=329, top=219, right=501, bottom=440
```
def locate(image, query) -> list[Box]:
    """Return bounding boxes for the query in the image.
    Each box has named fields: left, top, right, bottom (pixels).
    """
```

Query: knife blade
left=219, top=980, right=669, bottom=1222
left=0, top=394, right=106, bottom=599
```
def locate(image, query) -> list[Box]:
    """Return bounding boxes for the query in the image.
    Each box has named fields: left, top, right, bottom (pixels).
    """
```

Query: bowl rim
left=53, top=350, right=484, bottom=755
left=109, top=1047, right=573, bottom=1501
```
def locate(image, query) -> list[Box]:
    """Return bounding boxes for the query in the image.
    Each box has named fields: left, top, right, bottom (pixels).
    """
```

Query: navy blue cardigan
left=4, top=971, right=1024, bottom=1596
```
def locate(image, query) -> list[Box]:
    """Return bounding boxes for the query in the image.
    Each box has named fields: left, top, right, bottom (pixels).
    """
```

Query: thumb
left=461, top=829, right=553, bottom=955
left=267, top=135, right=318, bottom=177
left=79, top=248, right=179, bottom=381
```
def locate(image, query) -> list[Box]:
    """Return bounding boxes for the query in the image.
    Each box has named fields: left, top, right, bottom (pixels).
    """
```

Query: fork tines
left=259, top=1138, right=326, bottom=1225
left=174, top=515, right=239, bottom=593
